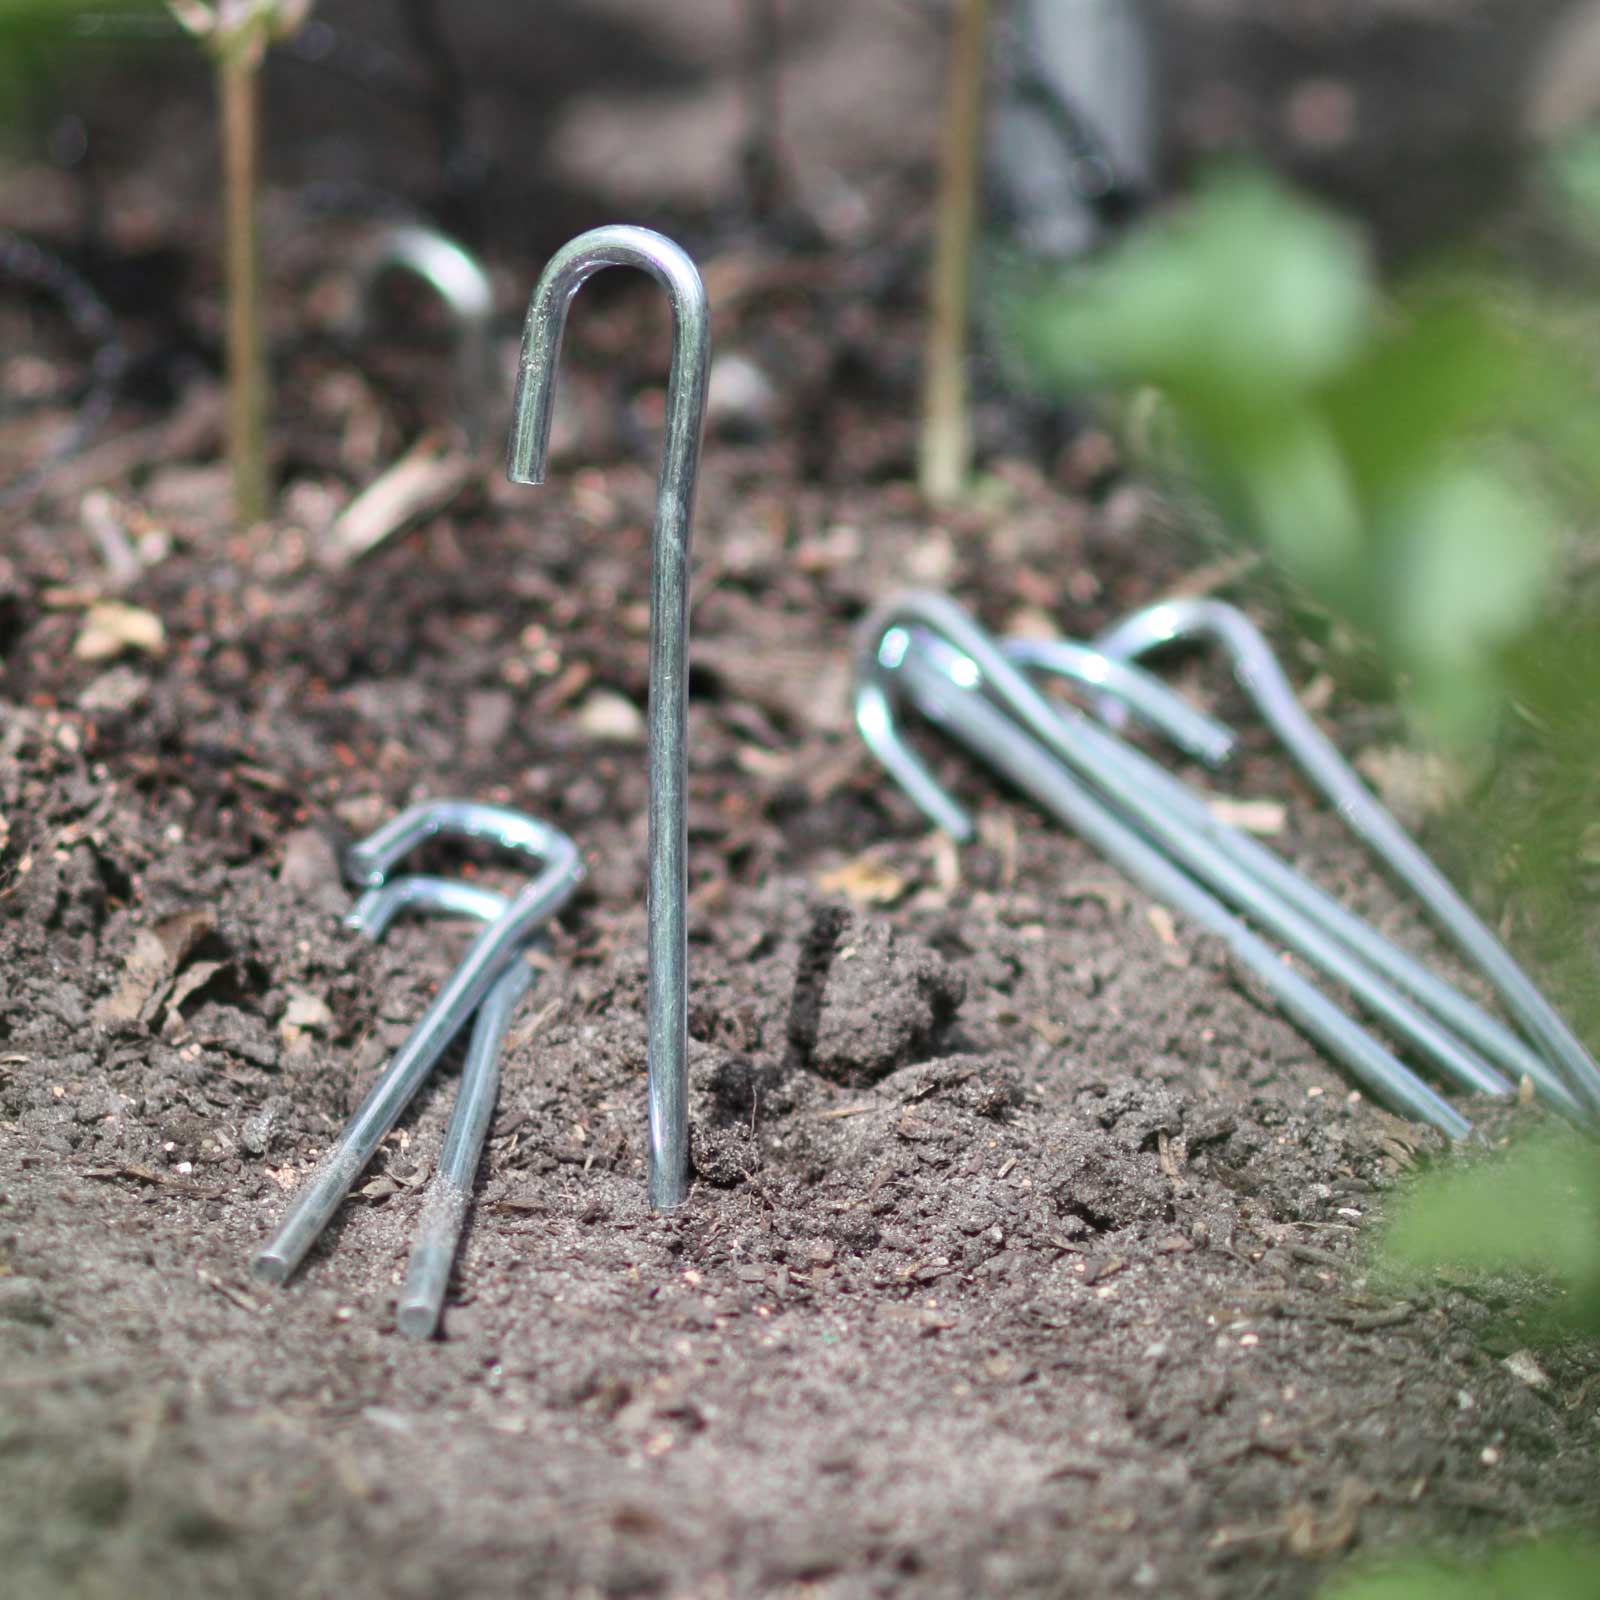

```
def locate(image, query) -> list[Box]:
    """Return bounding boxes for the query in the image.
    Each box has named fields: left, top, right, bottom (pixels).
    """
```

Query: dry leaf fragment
left=284, top=989, right=334, bottom=1030
left=1206, top=796, right=1287, bottom=835
left=1503, top=1348, right=1550, bottom=1390
left=322, top=434, right=472, bottom=568
left=1065, top=879, right=1127, bottom=916
left=80, top=489, right=142, bottom=589
left=154, top=908, right=219, bottom=966
left=93, top=907, right=217, bottom=1027
left=165, top=958, right=226, bottom=1021
left=1028, top=1012, right=1069, bottom=1047
left=927, top=830, right=961, bottom=898
left=94, top=928, right=172, bottom=1027
left=279, top=988, right=335, bottom=1045
left=1282, top=1476, right=1372, bottom=1558
left=1355, top=744, right=1469, bottom=828
left=1294, top=670, right=1333, bottom=715
left=735, top=744, right=793, bottom=781
left=73, top=601, right=166, bottom=662
left=816, top=856, right=908, bottom=907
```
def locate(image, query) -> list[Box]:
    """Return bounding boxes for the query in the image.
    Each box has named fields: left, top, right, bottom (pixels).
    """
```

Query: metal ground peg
left=254, top=801, right=582, bottom=1284
left=1092, top=596, right=1600, bottom=1124
left=351, top=222, right=497, bottom=447
left=506, top=225, right=711, bottom=1211
left=856, top=592, right=1491, bottom=1139
left=346, top=873, right=531, bottom=1340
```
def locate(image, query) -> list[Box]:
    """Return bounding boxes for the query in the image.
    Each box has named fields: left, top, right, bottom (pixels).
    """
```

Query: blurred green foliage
left=1316, top=1075, right=1600, bottom=1595
left=0, top=0, right=134, bottom=27
left=1020, top=170, right=1600, bottom=1600
left=0, top=2, right=164, bottom=137
left=1018, top=170, right=1600, bottom=746
left=1546, top=126, right=1600, bottom=245
left=1377, top=1134, right=1600, bottom=1336
left=1324, top=1536, right=1600, bottom=1600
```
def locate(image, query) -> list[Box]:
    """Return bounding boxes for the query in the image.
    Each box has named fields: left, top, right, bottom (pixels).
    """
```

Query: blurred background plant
left=1015, top=169, right=1591, bottom=747
left=167, top=0, right=313, bottom=525
left=1011, top=159, right=1600, bottom=1600
left=0, top=1, right=167, bottom=186
left=1323, top=1533, right=1600, bottom=1600
left=1012, top=163, right=1600, bottom=1039
left=1, top=0, right=314, bottom=522
left=1380, top=1134, right=1600, bottom=1338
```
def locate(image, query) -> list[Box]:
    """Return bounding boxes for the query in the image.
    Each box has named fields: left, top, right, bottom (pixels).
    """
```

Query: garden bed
left=2, top=3, right=1597, bottom=1594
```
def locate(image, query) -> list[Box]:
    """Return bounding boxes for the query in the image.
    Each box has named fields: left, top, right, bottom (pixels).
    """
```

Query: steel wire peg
left=253, top=801, right=581, bottom=1285
left=348, top=873, right=531, bottom=1341
left=351, top=223, right=496, bottom=449
left=1093, top=595, right=1600, bottom=1121
left=505, top=226, right=710, bottom=1211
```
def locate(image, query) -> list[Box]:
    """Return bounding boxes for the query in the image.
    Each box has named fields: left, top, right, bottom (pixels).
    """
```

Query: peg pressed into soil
left=506, top=225, right=710, bottom=1211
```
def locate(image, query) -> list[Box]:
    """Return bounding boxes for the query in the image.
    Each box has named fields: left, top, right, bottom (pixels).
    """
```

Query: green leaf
left=1545, top=126, right=1600, bottom=241
left=1227, top=408, right=1366, bottom=600
left=1324, top=1537, right=1600, bottom=1600
left=0, top=2, right=168, bottom=131
left=1022, top=169, right=1375, bottom=403
left=1012, top=161, right=1579, bottom=749
left=1376, top=1136, right=1600, bottom=1332
left=1322, top=291, right=1532, bottom=505
left=1377, top=464, right=1553, bottom=744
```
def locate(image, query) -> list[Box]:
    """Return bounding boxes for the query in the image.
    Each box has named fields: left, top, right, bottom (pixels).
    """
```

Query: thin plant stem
left=220, top=46, right=268, bottom=524
left=739, top=0, right=784, bottom=220
left=919, top=0, right=989, bottom=505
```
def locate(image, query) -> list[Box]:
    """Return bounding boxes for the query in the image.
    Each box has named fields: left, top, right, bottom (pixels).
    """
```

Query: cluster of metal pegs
left=855, top=591, right=1600, bottom=1141
left=255, top=226, right=705, bottom=1331
left=253, top=800, right=584, bottom=1339
left=252, top=223, right=1596, bottom=1337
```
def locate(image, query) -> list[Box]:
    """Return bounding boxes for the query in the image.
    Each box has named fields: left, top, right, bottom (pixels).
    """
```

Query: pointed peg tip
left=252, top=1250, right=291, bottom=1285
left=396, top=1300, right=439, bottom=1341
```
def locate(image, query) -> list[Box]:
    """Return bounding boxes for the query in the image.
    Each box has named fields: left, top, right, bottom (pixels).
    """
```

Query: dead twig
left=322, top=433, right=474, bottom=568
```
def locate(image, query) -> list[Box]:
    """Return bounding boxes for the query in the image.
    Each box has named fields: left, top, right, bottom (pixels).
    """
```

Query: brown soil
left=3, top=4, right=1598, bottom=1598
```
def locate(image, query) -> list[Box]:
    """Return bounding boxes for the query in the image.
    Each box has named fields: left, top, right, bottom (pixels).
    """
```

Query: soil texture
left=2, top=3, right=1598, bottom=1596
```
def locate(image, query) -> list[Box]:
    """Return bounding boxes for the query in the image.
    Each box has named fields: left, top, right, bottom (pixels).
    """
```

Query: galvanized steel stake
left=506, top=226, right=710, bottom=1210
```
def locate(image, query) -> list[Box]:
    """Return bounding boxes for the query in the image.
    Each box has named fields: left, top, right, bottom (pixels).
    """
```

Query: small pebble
left=706, top=352, right=778, bottom=440
left=240, top=1111, right=275, bottom=1156
left=0, top=1277, right=51, bottom=1325
left=77, top=665, right=150, bottom=716
left=576, top=689, right=646, bottom=744
left=464, top=688, right=515, bottom=751
left=279, top=829, right=340, bottom=894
